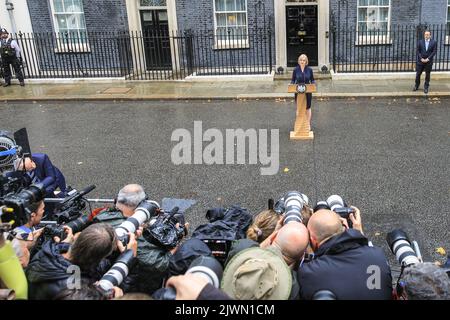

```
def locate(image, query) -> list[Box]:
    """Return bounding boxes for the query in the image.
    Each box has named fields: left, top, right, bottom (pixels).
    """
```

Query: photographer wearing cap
left=25, top=223, right=136, bottom=300
left=297, top=209, right=392, bottom=300
left=94, top=184, right=182, bottom=295
left=0, top=28, right=24, bottom=87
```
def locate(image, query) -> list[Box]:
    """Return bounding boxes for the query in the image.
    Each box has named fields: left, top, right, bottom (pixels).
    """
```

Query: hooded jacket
left=297, top=229, right=393, bottom=300
left=26, top=241, right=77, bottom=300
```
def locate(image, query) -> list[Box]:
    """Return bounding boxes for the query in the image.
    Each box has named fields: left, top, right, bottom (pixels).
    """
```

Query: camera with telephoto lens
left=96, top=249, right=136, bottom=298
left=39, top=215, right=91, bottom=241
left=114, top=200, right=160, bottom=246
left=155, top=255, right=223, bottom=300
left=143, top=206, right=187, bottom=250
left=274, top=191, right=309, bottom=224
left=314, top=195, right=355, bottom=228
left=386, top=229, right=422, bottom=267
left=1, top=183, right=46, bottom=226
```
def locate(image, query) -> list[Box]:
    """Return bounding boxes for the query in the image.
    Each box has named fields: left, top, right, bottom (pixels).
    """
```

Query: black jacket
left=26, top=241, right=89, bottom=300
left=416, top=39, right=437, bottom=65
left=297, top=229, right=392, bottom=300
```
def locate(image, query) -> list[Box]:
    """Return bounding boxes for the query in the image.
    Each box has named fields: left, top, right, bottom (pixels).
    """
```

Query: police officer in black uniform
left=0, top=28, right=24, bottom=87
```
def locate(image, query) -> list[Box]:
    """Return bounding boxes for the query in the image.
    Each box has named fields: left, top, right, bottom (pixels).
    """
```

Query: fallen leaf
left=413, top=116, right=418, bottom=120
left=375, top=232, right=381, bottom=237
left=283, top=167, right=289, bottom=173
left=436, top=247, right=446, bottom=256
left=77, top=162, right=83, bottom=165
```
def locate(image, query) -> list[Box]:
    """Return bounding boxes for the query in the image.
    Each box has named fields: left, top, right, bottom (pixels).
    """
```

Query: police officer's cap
left=0, top=28, right=8, bottom=34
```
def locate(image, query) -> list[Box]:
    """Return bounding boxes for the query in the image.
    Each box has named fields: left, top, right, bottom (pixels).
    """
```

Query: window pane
left=158, top=11, right=168, bottom=21
left=227, top=14, right=237, bottom=26
left=225, top=0, right=235, bottom=11
left=216, top=13, right=226, bottom=27
left=215, top=0, right=225, bottom=11
left=368, top=0, right=378, bottom=6
left=380, top=0, right=390, bottom=5
left=358, top=22, right=367, bottom=32
left=237, top=13, right=246, bottom=25
left=358, top=8, right=367, bottom=22
left=57, top=16, right=68, bottom=30
left=53, top=0, right=64, bottom=13
left=140, top=0, right=167, bottom=6
left=217, top=27, right=226, bottom=40
left=358, top=0, right=368, bottom=6
left=63, top=0, right=72, bottom=10
left=236, top=0, right=246, bottom=11
left=379, top=7, right=389, bottom=21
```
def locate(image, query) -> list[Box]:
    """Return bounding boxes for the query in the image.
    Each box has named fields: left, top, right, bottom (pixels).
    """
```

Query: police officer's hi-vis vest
left=0, top=39, right=16, bottom=58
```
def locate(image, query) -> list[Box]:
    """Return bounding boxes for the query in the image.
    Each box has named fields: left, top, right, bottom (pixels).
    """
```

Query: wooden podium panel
left=288, top=84, right=316, bottom=140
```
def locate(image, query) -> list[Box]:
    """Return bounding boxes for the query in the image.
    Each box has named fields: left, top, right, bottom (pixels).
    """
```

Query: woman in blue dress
left=291, top=54, right=315, bottom=130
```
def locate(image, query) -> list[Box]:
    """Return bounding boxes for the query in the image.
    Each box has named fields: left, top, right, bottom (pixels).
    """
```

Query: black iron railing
left=332, top=24, right=450, bottom=73
left=12, top=28, right=273, bottom=80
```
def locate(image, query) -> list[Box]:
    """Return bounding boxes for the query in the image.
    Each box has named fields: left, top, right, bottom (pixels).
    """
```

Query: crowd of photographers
left=1, top=179, right=449, bottom=301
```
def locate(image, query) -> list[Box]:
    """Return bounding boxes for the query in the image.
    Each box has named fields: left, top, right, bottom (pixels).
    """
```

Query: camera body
left=313, top=195, right=355, bottom=228
left=274, top=191, right=309, bottom=224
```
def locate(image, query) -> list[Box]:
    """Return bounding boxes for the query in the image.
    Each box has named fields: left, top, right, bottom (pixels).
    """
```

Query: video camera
left=142, top=206, right=187, bottom=250
left=0, top=183, right=46, bottom=226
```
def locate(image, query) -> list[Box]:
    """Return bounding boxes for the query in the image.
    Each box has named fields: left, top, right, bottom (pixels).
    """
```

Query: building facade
left=12, top=0, right=450, bottom=78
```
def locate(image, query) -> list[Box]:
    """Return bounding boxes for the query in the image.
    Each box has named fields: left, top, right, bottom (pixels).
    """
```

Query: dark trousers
left=415, top=63, right=432, bottom=89
left=2, top=57, right=24, bottom=83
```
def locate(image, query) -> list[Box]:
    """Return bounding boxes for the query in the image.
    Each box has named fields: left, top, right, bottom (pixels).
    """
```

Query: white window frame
left=49, top=0, right=90, bottom=52
left=356, top=0, right=392, bottom=45
left=213, top=0, right=249, bottom=49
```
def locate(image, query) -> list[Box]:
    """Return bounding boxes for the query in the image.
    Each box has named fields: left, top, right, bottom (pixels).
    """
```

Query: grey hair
left=116, top=184, right=146, bottom=209
left=403, top=262, right=450, bottom=300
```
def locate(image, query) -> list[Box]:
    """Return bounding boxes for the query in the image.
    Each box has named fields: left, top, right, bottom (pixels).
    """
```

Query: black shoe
left=19, top=82, right=25, bottom=87
left=424, top=87, right=428, bottom=94
left=412, top=86, right=418, bottom=91
left=2, top=82, right=10, bottom=87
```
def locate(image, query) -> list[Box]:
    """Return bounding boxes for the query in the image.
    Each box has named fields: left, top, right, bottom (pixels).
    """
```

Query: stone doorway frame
left=274, top=0, right=329, bottom=71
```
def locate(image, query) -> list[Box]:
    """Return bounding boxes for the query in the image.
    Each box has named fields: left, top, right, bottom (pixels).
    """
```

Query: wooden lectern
left=288, top=83, right=317, bottom=140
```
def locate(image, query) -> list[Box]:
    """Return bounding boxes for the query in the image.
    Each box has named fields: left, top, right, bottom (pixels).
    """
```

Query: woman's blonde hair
left=246, top=209, right=279, bottom=243
left=298, top=54, right=309, bottom=65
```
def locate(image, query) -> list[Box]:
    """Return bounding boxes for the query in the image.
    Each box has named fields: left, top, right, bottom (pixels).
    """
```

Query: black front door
left=286, top=6, right=318, bottom=67
left=140, top=10, right=172, bottom=70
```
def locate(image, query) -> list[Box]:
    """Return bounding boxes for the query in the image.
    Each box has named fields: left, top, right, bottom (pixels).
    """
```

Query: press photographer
left=386, top=229, right=450, bottom=299
left=93, top=184, right=183, bottom=295
left=297, top=202, right=393, bottom=300
left=25, top=223, right=136, bottom=300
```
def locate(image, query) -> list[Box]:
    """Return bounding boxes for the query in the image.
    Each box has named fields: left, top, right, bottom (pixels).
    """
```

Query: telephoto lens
left=312, top=290, right=337, bottom=300
left=66, top=215, right=91, bottom=234
left=114, top=200, right=160, bottom=242
left=326, top=195, right=346, bottom=212
left=313, top=200, right=330, bottom=212
left=96, top=249, right=135, bottom=297
left=283, top=191, right=308, bottom=224
left=386, top=229, right=420, bottom=267
left=157, top=256, right=224, bottom=300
